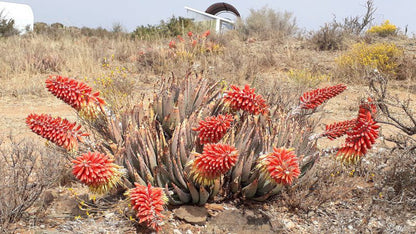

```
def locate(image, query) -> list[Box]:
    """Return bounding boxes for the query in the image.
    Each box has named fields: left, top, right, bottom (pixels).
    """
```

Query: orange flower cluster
left=189, top=143, right=239, bottom=186
left=224, top=84, right=269, bottom=115
left=46, top=75, right=105, bottom=118
left=128, top=183, right=167, bottom=231
left=299, top=84, right=347, bottom=109
left=26, top=113, right=88, bottom=151
left=257, top=147, right=300, bottom=186
left=72, top=152, right=123, bottom=194
left=193, top=114, right=233, bottom=144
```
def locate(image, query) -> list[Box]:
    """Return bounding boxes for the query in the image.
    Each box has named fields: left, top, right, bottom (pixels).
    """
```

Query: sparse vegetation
left=0, top=137, right=65, bottom=229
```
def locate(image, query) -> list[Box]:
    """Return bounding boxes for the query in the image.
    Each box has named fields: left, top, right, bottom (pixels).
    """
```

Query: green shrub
left=0, top=10, right=19, bottom=37
left=132, top=16, right=195, bottom=39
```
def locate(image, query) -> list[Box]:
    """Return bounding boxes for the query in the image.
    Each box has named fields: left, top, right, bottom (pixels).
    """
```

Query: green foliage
left=0, top=10, right=19, bottom=37
left=132, top=16, right=195, bottom=39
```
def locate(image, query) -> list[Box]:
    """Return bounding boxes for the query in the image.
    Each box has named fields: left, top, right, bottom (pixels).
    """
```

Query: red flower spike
left=26, top=113, right=88, bottom=151
left=299, top=84, right=347, bottom=109
left=193, top=114, right=233, bottom=144
left=223, top=84, right=269, bottom=115
left=358, top=97, right=377, bottom=120
left=257, top=147, right=300, bottom=186
left=322, top=119, right=358, bottom=140
left=187, top=31, right=193, bottom=37
left=169, top=40, right=176, bottom=49
left=128, top=183, right=167, bottom=231
left=336, top=110, right=380, bottom=164
left=189, top=143, right=239, bottom=186
left=46, top=75, right=105, bottom=118
left=177, top=35, right=184, bottom=42
left=72, top=152, right=123, bottom=194
left=201, top=30, right=210, bottom=38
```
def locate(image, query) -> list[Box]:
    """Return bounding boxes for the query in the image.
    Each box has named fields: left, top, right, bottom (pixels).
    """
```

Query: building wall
left=0, top=2, right=34, bottom=33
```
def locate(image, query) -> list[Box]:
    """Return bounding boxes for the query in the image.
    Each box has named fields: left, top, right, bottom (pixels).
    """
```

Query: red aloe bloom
left=191, top=39, right=197, bottom=47
left=358, top=97, right=377, bottom=119
left=169, top=40, right=176, bottom=49
left=189, top=143, right=239, bottom=185
left=322, top=119, right=358, bottom=140
left=193, top=114, right=233, bottom=144
left=257, top=147, right=300, bottom=186
left=26, top=113, right=88, bottom=151
left=299, top=84, right=347, bottom=109
left=201, top=30, right=210, bottom=38
left=177, top=35, right=184, bottom=42
left=336, top=110, right=380, bottom=163
left=46, top=75, right=105, bottom=118
left=128, top=183, right=167, bottom=231
left=72, top=152, right=123, bottom=194
left=187, top=31, right=193, bottom=37
left=223, top=84, right=269, bottom=115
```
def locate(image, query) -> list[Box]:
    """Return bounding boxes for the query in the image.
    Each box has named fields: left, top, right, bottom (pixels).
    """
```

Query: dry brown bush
left=236, top=6, right=297, bottom=41
left=0, top=137, right=65, bottom=230
left=309, top=23, right=349, bottom=51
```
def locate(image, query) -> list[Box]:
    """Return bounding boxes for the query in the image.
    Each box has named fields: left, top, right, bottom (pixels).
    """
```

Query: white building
left=0, top=1, right=34, bottom=33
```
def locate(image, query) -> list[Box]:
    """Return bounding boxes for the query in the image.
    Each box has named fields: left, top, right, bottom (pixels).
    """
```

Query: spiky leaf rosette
left=336, top=105, right=380, bottom=163
left=322, top=119, right=358, bottom=140
left=72, top=152, right=124, bottom=194
left=26, top=113, right=88, bottom=151
left=46, top=75, right=105, bottom=118
left=257, top=147, right=300, bottom=186
left=188, top=143, right=239, bottom=186
left=299, top=84, right=347, bottom=109
left=224, top=84, right=269, bottom=115
left=128, top=183, right=167, bottom=231
left=193, top=114, right=233, bottom=144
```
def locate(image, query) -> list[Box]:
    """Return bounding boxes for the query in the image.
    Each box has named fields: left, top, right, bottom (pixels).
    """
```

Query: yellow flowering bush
left=336, top=42, right=403, bottom=80
left=87, top=56, right=134, bottom=111
left=367, top=20, right=397, bottom=37
left=286, top=69, right=330, bottom=87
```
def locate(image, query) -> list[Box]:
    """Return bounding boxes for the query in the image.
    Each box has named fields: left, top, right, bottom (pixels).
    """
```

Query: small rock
left=407, top=218, right=416, bottom=227
left=205, top=203, right=224, bottom=211
left=43, top=191, right=55, bottom=208
left=244, top=210, right=255, bottom=217
left=104, top=212, right=115, bottom=219
left=174, top=205, right=208, bottom=225
left=348, top=225, right=353, bottom=230
left=40, top=224, right=46, bottom=229
left=173, top=229, right=182, bottom=234
left=185, top=230, right=193, bottom=234
left=284, top=220, right=296, bottom=230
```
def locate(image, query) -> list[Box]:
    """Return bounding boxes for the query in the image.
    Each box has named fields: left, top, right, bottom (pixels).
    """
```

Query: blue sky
left=7, top=0, right=416, bottom=34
